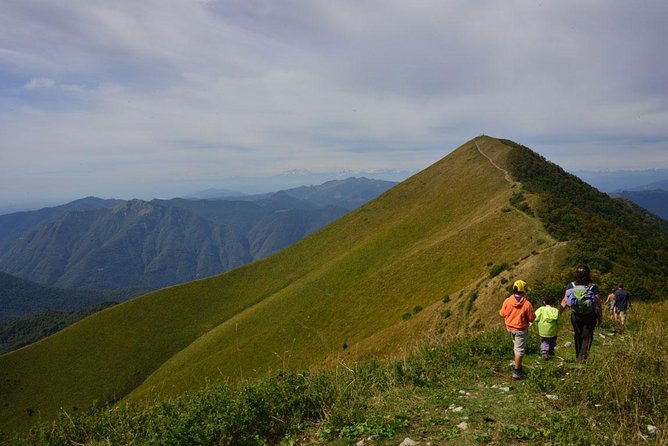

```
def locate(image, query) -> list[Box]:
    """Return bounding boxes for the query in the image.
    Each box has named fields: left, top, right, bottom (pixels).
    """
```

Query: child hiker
left=499, top=279, right=535, bottom=380
left=534, top=295, right=560, bottom=360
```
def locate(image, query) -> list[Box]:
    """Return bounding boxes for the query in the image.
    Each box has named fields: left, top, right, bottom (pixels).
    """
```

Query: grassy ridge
left=0, top=137, right=556, bottom=434
left=124, top=137, right=551, bottom=401
left=9, top=300, right=667, bottom=445
left=4, top=135, right=664, bottom=438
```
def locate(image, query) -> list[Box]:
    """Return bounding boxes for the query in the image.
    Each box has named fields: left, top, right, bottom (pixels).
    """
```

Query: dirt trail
left=475, top=140, right=518, bottom=187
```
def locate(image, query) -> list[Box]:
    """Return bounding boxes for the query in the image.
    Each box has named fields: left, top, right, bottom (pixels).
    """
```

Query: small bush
left=465, top=291, right=479, bottom=315
left=489, top=262, right=510, bottom=278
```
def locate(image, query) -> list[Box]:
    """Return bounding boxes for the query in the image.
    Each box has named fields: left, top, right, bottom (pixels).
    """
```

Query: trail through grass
left=6, top=300, right=666, bottom=446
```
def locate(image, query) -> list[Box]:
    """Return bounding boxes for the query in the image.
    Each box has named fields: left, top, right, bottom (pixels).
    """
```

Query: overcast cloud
left=1, top=0, right=667, bottom=205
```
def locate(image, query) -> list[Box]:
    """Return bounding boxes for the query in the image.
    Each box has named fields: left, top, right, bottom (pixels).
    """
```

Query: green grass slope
left=0, top=136, right=566, bottom=434
left=12, top=300, right=668, bottom=445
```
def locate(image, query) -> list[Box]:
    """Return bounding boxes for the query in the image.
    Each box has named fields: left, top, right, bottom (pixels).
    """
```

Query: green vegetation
left=0, top=272, right=136, bottom=323
left=0, top=303, right=116, bottom=354
left=509, top=191, right=533, bottom=216
left=489, top=262, right=510, bottom=278
left=502, top=139, right=668, bottom=301
left=9, top=301, right=667, bottom=445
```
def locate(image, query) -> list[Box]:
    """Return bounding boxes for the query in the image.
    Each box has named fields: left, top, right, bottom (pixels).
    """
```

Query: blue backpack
left=567, top=282, right=596, bottom=315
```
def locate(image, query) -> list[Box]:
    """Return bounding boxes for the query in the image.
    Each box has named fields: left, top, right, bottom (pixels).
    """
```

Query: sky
left=1, top=0, right=667, bottom=207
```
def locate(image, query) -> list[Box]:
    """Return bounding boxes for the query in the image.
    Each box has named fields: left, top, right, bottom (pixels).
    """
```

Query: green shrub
left=489, top=262, right=510, bottom=278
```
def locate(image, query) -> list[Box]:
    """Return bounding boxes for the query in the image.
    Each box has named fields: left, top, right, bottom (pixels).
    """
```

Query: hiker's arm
left=499, top=301, right=507, bottom=317
left=559, top=294, right=568, bottom=313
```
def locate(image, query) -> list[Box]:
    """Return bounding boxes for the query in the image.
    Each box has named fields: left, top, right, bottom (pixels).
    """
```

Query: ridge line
left=475, top=140, right=517, bottom=186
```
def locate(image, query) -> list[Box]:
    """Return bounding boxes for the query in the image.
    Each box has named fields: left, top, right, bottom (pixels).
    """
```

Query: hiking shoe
left=512, top=370, right=525, bottom=380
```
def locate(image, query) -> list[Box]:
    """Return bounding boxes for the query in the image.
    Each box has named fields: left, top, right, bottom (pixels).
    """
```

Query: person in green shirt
left=534, top=295, right=560, bottom=360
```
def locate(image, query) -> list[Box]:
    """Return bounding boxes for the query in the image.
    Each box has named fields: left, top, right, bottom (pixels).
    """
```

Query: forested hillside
left=0, top=272, right=135, bottom=323
left=0, top=179, right=392, bottom=291
left=503, top=139, right=668, bottom=299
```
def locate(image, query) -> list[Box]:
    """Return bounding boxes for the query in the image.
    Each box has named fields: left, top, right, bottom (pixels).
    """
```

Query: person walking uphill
left=613, top=284, right=632, bottom=328
left=499, top=280, right=535, bottom=380
left=534, top=295, right=560, bottom=361
left=560, top=264, right=602, bottom=363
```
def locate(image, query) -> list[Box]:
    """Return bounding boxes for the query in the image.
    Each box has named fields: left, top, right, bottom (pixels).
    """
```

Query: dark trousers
left=571, top=312, right=598, bottom=362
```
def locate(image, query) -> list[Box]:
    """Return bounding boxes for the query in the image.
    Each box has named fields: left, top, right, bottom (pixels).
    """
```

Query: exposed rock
left=399, top=437, right=417, bottom=446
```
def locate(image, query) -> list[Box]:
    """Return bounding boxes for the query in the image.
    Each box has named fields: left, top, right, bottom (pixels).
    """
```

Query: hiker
left=560, top=264, right=602, bottom=363
left=613, top=284, right=632, bottom=327
left=604, top=288, right=617, bottom=322
left=499, top=279, right=536, bottom=380
left=534, top=295, right=560, bottom=360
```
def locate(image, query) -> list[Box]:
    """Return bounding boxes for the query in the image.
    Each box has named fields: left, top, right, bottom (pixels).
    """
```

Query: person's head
left=543, top=295, right=558, bottom=306
left=618, top=283, right=625, bottom=289
left=513, top=279, right=529, bottom=295
left=574, top=264, right=591, bottom=285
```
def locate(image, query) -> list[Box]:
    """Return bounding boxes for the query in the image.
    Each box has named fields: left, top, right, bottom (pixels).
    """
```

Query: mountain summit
left=1, top=136, right=666, bottom=434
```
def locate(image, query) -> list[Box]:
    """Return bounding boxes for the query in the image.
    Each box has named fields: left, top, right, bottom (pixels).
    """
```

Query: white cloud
left=0, top=0, right=667, bottom=203
left=24, top=78, right=56, bottom=90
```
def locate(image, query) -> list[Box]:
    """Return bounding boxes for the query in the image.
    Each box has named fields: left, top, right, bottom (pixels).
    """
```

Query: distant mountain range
left=572, top=170, right=667, bottom=220
left=614, top=189, right=668, bottom=220
left=573, top=168, right=668, bottom=193
left=0, top=178, right=396, bottom=291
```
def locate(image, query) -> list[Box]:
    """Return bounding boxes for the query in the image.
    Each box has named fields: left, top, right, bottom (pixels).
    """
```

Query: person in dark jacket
left=559, top=264, right=602, bottom=363
left=613, top=284, right=632, bottom=328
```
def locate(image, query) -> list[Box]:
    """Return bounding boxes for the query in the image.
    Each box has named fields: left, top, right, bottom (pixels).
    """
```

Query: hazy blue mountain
left=573, top=169, right=668, bottom=193
left=276, top=177, right=397, bottom=209
left=199, top=169, right=412, bottom=194
left=211, top=177, right=398, bottom=210
left=0, top=197, right=123, bottom=255
left=0, top=178, right=395, bottom=291
left=614, top=189, right=668, bottom=220
left=623, top=179, right=668, bottom=192
left=0, top=197, right=347, bottom=290
left=183, top=188, right=246, bottom=200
